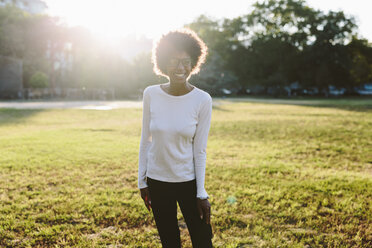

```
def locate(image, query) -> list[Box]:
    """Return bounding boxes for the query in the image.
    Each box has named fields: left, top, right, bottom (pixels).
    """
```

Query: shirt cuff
left=138, top=179, right=148, bottom=189
left=196, top=188, right=209, bottom=199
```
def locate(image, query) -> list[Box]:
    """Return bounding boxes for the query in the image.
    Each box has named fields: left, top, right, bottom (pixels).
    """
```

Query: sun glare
left=46, top=0, right=194, bottom=42
left=47, top=1, right=138, bottom=42
left=45, top=0, right=372, bottom=42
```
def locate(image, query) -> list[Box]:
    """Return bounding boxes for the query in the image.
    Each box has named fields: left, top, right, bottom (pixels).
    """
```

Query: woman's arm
left=138, top=87, right=152, bottom=189
left=193, top=94, right=212, bottom=199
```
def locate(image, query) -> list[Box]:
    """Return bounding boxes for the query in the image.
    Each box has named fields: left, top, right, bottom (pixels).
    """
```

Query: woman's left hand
left=196, top=198, right=211, bottom=225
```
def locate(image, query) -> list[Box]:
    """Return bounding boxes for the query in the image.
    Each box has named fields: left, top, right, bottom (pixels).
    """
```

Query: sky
left=45, top=0, right=372, bottom=41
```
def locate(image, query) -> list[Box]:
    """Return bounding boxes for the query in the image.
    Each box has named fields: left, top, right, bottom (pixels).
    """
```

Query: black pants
left=147, top=177, right=213, bottom=248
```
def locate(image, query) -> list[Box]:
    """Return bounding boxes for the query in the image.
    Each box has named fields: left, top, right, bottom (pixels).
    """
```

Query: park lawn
left=0, top=98, right=371, bottom=247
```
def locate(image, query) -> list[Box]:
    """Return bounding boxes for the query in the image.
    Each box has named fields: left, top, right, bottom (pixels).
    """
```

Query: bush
left=29, top=72, right=49, bottom=88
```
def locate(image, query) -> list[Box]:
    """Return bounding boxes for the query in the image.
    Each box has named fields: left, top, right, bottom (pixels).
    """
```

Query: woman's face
left=166, top=50, right=192, bottom=84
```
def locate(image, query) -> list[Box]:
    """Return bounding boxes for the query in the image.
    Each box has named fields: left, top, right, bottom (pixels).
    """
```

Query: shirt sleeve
left=193, top=94, right=212, bottom=198
left=138, top=87, right=152, bottom=189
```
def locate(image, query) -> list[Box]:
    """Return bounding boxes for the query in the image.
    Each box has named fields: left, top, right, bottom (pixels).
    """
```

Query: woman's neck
left=166, top=81, right=193, bottom=95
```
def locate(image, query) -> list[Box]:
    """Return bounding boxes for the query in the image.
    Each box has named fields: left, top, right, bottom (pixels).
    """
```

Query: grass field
left=0, top=98, right=371, bottom=247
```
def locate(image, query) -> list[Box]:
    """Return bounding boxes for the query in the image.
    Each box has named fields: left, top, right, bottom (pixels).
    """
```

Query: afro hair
left=151, top=28, right=208, bottom=77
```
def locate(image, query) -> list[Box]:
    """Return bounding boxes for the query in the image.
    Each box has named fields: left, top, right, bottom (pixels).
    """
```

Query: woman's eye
left=182, top=59, right=191, bottom=66
left=169, top=58, right=191, bottom=67
left=169, top=59, right=178, bottom=66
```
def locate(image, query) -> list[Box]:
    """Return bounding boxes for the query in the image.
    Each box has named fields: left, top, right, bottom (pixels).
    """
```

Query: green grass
left=0, top=98, right=371, bottom=247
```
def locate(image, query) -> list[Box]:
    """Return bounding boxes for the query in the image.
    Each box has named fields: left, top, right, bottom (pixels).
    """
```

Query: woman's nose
left=177, top=61, right=185, bottom=70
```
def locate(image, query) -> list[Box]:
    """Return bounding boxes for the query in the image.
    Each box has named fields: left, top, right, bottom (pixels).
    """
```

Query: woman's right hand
left=140, top=187, right=152, bottom=211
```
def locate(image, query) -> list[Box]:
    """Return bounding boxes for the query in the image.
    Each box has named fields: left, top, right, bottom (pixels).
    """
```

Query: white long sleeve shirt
left=137, top=83, right=212, bottom=199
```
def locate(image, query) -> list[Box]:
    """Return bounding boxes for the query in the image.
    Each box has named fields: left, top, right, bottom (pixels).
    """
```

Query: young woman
left=137, top=28, right=213, bottom=247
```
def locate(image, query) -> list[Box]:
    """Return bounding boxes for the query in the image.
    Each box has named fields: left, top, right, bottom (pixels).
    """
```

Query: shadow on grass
left=0, top=108, right=44, bottom=126
left=217, top=96, right=372, bottom=113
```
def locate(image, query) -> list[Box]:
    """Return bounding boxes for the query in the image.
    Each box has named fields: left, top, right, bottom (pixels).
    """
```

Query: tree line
left=0, top=0, right=371, bottom=98
left=188, top=0, right=372, bottom=95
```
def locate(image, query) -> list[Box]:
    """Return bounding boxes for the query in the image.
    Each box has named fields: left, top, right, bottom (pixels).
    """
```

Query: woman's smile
left=167, top=51, right=192, bottom=83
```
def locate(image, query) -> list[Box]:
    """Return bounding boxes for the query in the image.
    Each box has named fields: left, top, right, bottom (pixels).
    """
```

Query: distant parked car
left=247, top=85, right=266, bottom=95
left=267, top=86, right=288, bottom=96
left=302, top=87, right=319, bottom=96
left=221, top=88, right=232, bottom=95
left=237, top=87, right=251, bottom=95
left=328, top=85, right=346, bottom=96
left=355, top=83, right=372, bottom=96
left=290, top=87, right=319, bottom=96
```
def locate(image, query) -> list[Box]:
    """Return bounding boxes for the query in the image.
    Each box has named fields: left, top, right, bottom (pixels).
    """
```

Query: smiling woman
left=138, top=28, right=214, bottom=247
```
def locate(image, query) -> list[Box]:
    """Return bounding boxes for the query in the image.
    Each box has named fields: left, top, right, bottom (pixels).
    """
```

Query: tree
left=29, top=71, right=48, bottom=88
left=242, top=0, right=358, bottom=90
left=242, top=35, right=299, bottom=88
left=0, top=5, right=68, bottom=91
left=347, top=38, right=372, bottom=86
left=130, top=52, right=166, bottom=93
left=190, top=51, right=238, bottom=95
left=185, top=15, right=240, bottom=91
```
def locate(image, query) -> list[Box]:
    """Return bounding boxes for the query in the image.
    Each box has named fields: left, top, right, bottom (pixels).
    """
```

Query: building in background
left=0, top=55, right=23, bottom=99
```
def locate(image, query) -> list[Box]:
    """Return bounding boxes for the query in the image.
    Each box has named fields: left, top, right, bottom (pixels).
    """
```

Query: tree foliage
left=29, top=71, right=48, bottom=88
left=185, top=0, right=371, bottom=93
